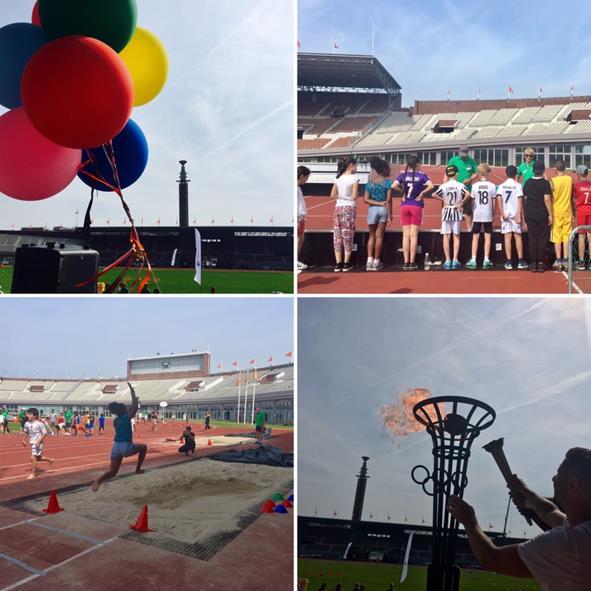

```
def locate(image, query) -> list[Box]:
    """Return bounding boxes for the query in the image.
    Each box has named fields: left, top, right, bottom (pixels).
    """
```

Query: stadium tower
left=351, top=456, right=370, bottom=521
left=177, top=160, right=190, bottom=228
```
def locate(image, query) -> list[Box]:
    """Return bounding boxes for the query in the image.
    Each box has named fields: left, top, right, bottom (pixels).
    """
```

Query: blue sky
left=0, top=297, right=293, bottom=378
left=298, top=297, right=591, bottom=536
left=0, top=0, right=294, bottom=229
left=298, top=0, right=591, bottom=105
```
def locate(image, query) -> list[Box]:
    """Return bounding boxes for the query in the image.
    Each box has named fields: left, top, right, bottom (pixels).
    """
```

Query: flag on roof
left=249, top=358, right=256, bottom=365
left=285, top=351, right=293, bottom=358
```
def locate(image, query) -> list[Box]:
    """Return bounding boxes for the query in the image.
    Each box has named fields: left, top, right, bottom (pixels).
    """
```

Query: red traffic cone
left=43, top=489, right=64, bottom=514
left=261, top=503, right=274, bottom=513
left=207, top=438, right=212, bottom=447
left=129, top=505, right=153, bottom=532
left=282, top=500, right=293, bottom=508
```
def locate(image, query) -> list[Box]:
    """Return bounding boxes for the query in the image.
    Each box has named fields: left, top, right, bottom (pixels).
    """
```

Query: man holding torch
left=447, top=447, right=591, bottom=589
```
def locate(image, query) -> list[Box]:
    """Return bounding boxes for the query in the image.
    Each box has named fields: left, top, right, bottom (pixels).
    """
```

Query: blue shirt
left=113, top=414, right=132, bottom=442
left=365, top=179, right=392, bottom=203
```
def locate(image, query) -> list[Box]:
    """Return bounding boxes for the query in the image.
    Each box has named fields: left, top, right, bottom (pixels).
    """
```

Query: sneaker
left=552, top=259, right=562, bottom=270
left=342, top=262, right=354, bottom=272
left=465, top=258, right=477, bottom=270
left=408, top=262, right=418, bottom=270
left=402, top=262, right=410, bottom=271
left=576, top=262, right=586, bottom=271
left=374, top=261, right=384, bottom=271
left=366, top=259, right=374, bottom=271
left=561, top=258, right=569, bottom=271
left=482, top=259, right=494, bottom=270
left=451, top=260, right=461, bottom=270
left=517, top=259, right=528, bottom=270
left=334, top=262, right=343, bottom=272
left=537, top=262, right=545, bottom=273
left=296, top=261, right=308, bottom=270
left=443, top=261, right=452, bottom=270
left=504, top=260, right=513, bottom=270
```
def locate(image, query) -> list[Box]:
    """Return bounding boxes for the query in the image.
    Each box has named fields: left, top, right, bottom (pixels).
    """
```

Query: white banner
left=194, top=229, right=202, bottom=285
left=400, top=530, right=416, bottom=583
left=171, top=248, right=178, bottom=267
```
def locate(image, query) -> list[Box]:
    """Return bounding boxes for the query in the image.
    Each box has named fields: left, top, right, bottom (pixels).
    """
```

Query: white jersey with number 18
left=496, top=178, right=524, bottom=218
left=471, top=180, right=497, bottom=222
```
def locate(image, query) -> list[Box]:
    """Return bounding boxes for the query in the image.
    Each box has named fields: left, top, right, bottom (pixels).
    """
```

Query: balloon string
left=76, top=144, right=158, bottom=293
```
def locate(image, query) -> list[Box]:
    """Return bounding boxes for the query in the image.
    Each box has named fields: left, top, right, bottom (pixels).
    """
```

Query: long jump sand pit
left=25, top=459, right=293, bottom=550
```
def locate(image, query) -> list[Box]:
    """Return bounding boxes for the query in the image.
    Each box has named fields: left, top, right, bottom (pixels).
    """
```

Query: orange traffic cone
left=43, top=490, right=64, bottom=514
left=207, top=438, right=212, bottom=447
left=129, top=505, right=153, bottom=532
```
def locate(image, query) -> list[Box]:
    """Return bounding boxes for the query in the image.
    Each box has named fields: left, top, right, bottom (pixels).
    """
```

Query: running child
left=573, top=164, right=591, bottom=270
left=297, top=165, right=310, bottom=272
left=92, top=383, right=147, bottom=492
left=98, top=413, right=105, bottom=435
left=392, top=155, right=433, bottom=270
left=331, top=157, right=359, bottom=272
left=496, top=165, right=528, bottom=270
left=22, top=408, right=54, bottom=479
left=550, top=159, right=574, bottom=270
left=466, top=164, right=496, bottom=270
left=178, top=425, right=196, bottom=457
left=363, top=157, right=392, bottom=271
left=433, top=165, right=471, bottom=269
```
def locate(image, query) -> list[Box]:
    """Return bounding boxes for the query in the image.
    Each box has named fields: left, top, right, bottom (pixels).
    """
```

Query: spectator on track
left=518, top=147, right=536, bottom=188
left=550, top=159, right=574, bottom=270
left=254, top=407, right=266, bottom=442
left=448, top=447, right=591, bottom=589
left=204, top=411, right=211, bottom=431
left=297, top=165, right=311, bottom=272
left=363, top=157, right=392, bottom=271
left=178, top=425, right=196, bottom=457
left=573, top=164, right=591, bottom=270
left=92, top=383, right=147, bottom=492
left=331, top=157, right=359, bottom=272
left=447, top=147, right=479, bottom=230
left=0, top=411, right=5, bottom=434
left=392, top=155, right=433, bottom=271
left=466, top=164, right=496, bottom=270
left=98, top=413, right=105, bottom=435
left=21, top=407, right=54, bottom=479
left=434, top=165, right=471, bottom=270
left=523, top=160, right=553, bottom=273
left=64, top=408, right=73, bottom=433
left=496, top=165, right=527, bottom=270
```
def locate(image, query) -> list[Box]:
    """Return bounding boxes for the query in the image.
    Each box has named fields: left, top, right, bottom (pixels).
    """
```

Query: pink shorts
left=577, top=211, right=591, bottom=233
left=400, top=204, right=423, bottom=226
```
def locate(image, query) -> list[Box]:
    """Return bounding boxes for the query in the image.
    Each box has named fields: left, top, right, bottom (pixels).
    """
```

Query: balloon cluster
left=0, top=0, right=168, bottom=201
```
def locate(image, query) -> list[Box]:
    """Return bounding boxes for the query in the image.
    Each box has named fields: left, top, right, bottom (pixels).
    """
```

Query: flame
left=379, top=388, right=441, bottom=437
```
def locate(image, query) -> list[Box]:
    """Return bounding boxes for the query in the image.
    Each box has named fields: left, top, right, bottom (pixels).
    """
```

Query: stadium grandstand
left=298, top=52, right=591, bottom=278
left=0, top=351, right=293, bottom=425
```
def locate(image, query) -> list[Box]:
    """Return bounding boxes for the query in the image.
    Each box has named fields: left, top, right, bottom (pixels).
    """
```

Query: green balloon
left=39, top=0, right=138, bottom=53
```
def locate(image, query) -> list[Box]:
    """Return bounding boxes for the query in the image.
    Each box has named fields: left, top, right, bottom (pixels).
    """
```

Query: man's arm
left=448, top=496, right=533, bottom=578
left=128, top=382, right=139, bottom=418
left=508, top=475, right=565, bottom=529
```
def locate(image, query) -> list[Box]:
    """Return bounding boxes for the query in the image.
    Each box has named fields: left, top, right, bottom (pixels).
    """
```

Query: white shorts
left=501, top=219, right=522, bottom=234
left=441, top=220, right=461, bottom=235
left=31, top=442, right=45, bottom=457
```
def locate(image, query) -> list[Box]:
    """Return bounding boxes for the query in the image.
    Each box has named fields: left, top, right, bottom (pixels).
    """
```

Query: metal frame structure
left=412, top=396, right=496, bottom=591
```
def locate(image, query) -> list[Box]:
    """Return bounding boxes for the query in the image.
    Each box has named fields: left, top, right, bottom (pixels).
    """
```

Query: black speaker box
left=12, top=246, right=99, bottom=294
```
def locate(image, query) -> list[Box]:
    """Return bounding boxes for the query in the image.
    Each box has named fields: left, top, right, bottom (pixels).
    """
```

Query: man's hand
left=448, top=496, right=478, bottom=530
left=21, top=440, right=27, bottom=448
left=507, top=474, right=532, bottom=509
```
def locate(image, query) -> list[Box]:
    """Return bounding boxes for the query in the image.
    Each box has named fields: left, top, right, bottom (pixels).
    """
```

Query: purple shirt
left=396, top=171, right=430, bottom=208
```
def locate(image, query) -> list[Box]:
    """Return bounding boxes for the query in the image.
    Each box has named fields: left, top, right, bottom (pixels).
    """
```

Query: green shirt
left=447, top=155, right=478, bottom=186
left=64, top=410, right=73, bottom=422
left=255, top=411, right=265, bottom=428
left=518, top=162, right=534, bottom=187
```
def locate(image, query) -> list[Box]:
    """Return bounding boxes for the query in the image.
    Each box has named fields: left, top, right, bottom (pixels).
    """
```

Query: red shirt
left=574, top=180, right=591, bottom=211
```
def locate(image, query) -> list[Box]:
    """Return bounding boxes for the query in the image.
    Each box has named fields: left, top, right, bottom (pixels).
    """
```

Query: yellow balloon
left=120, top=27, right=168, bottom=107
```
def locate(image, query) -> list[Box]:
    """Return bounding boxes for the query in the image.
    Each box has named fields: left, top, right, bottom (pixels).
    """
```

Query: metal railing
left=567, top=225, right=591, bottom=294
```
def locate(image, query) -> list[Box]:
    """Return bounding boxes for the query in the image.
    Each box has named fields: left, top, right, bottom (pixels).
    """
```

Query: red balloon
left=21, top=36, right=133, bottom=149
left=0, top=108, right=81, bottom=201
left=32, top=2, right=41, bottom=26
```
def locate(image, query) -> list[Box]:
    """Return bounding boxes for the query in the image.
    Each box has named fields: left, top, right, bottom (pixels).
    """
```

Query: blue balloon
left=0, top=23, right=47, bottom=109
left=78, top=119, right=149, bottom=192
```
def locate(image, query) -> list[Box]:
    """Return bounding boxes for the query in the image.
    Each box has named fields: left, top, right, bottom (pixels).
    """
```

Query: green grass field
left=0, top=266, right=293, bottom=294
left=299, top=559, right=541, bottom=591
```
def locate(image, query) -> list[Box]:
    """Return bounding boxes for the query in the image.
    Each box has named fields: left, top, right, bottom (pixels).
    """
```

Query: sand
left=26, top=459, right=292, bottom=544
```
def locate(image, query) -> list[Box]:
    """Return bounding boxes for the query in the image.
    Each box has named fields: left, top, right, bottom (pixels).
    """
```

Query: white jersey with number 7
left=496, top=179, right=524, bottom=218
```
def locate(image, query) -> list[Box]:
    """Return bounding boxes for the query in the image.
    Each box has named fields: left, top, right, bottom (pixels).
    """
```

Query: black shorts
left=463, top=199, right=473, bottom=216
left=255, top=425, right=263, bottom=433
left=472, top=221, right=492, bottom=234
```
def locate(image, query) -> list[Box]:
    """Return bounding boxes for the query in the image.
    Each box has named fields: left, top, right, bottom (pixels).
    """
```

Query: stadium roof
left=298, top=53, right=401, bottom=95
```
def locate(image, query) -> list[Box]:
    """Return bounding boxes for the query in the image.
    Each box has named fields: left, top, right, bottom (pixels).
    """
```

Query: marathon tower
left=177, top=160, right=190, bottom=227
left=351, top=456, right=370, bottom=521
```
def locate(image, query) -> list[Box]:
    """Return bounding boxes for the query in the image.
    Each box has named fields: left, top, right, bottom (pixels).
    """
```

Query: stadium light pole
left=411, top=396, right=496, bottom=591
left=177, top=160, right=190, bottom=228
